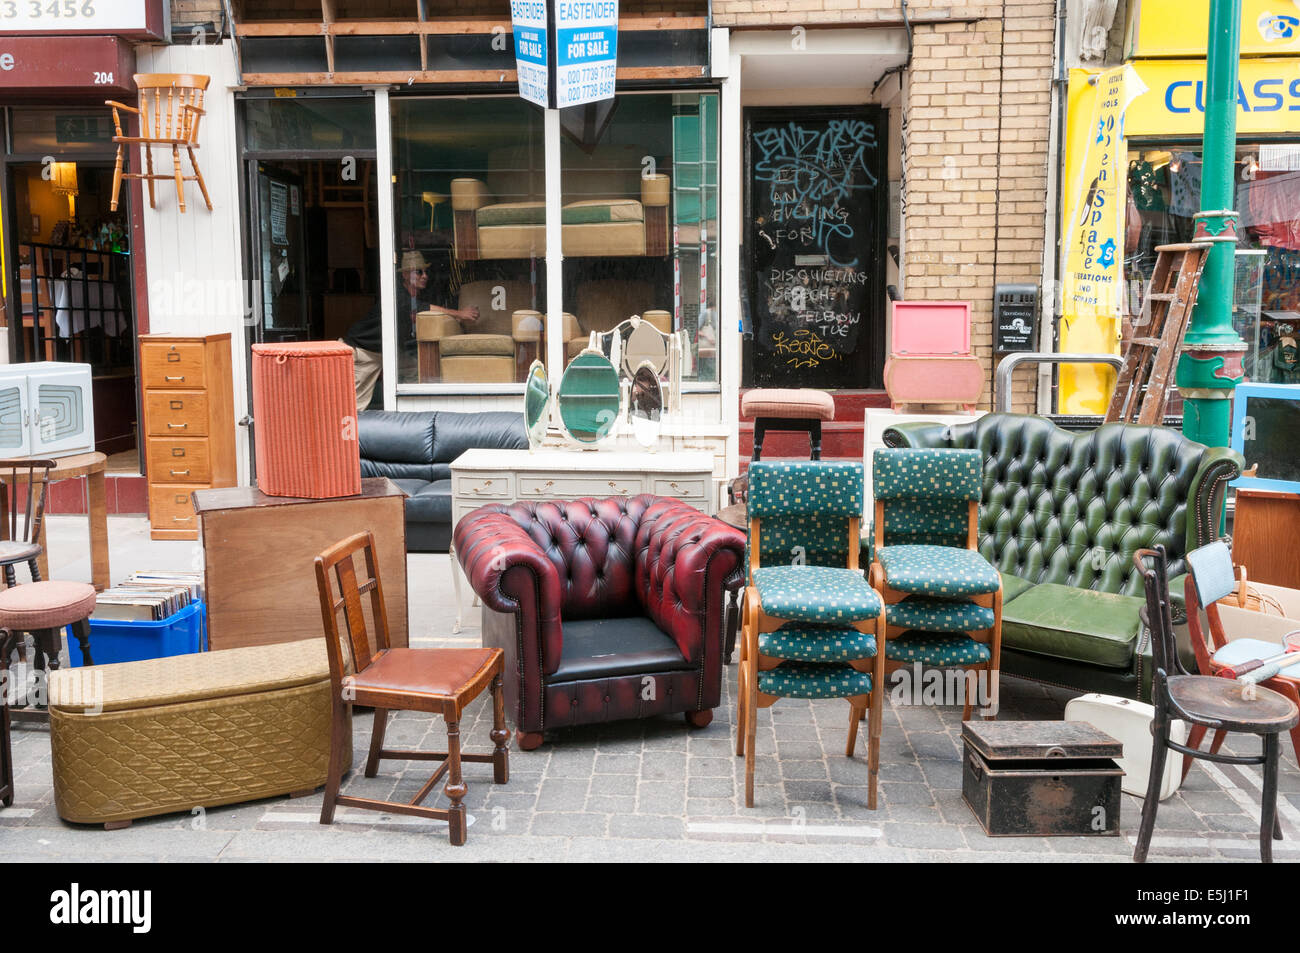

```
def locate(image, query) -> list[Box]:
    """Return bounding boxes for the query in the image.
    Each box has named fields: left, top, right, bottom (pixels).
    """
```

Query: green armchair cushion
left=875, top=545, right=1001, bottom=597
left=758, top=625, right=877, bottom=663
left=1000, top=582, right=1145, bottom=669
left=885, top=631, right=992, bottom=666
left=750, top=565, right=883, bottom=623
left=886, top=596, right=996, bottom=633
left=758, top=662, right=873, bottom=699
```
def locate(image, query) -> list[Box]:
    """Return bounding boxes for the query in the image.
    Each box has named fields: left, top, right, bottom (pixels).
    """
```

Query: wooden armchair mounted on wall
left=107, top=74, right=213, bottom=215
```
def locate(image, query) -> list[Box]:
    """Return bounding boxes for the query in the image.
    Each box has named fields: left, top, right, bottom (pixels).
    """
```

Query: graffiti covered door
left=743, top=106, right=887, bottom=389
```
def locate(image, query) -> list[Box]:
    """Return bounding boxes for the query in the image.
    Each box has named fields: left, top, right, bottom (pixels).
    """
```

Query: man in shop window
left=343, top=249, right=479, bottom=409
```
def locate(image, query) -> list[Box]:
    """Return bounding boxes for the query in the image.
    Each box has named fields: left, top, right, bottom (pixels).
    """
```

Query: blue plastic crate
left=68, top=600, right=207, bottom=667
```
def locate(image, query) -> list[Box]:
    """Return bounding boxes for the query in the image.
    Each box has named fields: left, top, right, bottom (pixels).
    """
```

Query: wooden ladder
left=1105, top=241, right=1212, bottom=426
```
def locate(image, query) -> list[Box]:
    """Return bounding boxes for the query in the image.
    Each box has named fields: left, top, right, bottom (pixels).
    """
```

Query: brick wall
left=171, top=0, right=224, bottom=29
left=724, top=0, right=1055, bottom=412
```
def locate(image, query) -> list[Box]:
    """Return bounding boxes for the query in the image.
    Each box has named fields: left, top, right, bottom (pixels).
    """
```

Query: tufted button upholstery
left=884, top=413, right=1244, bottom=699
left=454, top=495, right=746, bottom=736
left=883, top=414, right=1243, bottom=597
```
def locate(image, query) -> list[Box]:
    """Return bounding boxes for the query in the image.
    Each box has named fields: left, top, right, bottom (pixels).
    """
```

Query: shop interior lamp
left=51, top=162, right=79, bottom=220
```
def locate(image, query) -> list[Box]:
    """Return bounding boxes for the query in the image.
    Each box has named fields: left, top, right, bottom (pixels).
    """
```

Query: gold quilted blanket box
left=48, top=641, right=349, bottom=828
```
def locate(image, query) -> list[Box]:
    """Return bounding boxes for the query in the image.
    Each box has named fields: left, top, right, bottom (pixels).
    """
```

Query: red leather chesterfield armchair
left=455, top=496, right=746, bottom=750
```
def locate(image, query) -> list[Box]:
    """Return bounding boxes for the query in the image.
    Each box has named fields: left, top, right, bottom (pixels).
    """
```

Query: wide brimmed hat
left=400, top=250, right=429, bottom=272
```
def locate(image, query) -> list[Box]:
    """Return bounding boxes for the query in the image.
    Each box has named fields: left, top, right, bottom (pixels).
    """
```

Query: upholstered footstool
left=732, top=388, right=836, bottom=504
left=47, top=640, right=349, bottom=829
left=0, top=579, right=97, bottom=673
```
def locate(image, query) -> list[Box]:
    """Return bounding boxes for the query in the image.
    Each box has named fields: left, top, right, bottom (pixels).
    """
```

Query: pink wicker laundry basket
left=251, top=341, right=361, bottom=499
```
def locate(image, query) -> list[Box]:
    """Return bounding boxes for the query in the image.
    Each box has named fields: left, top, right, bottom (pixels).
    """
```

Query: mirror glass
left=523, top=359, right=549, bottom=449
left=557, top=350, right=621, bottom=444
left=629, top=361, right=663, bottom=448
left=622, top=319, right=670, bottom=378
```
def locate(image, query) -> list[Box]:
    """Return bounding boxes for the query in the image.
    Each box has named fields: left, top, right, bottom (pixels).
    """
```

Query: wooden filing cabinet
left=140, top=334, right=237, bottom=540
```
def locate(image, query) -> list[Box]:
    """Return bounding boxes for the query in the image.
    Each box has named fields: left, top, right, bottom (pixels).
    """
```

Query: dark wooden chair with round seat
left=0, top=458, right=53, bottom=587
left=1133, top=545, right=1299, bottom=863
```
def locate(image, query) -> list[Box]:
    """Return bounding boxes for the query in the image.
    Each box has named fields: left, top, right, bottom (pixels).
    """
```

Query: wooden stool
left=0, top=580, right=97, bottom=687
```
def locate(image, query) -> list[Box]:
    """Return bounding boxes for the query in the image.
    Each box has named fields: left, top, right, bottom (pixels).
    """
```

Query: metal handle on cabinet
left=168, top=423, right=187, bottom=429
left=165, top=375, right=185, bottom=382
left=170, top=469, right=191, bottom=476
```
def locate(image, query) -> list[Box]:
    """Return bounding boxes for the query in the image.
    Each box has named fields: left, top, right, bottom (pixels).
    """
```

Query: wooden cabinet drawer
left=652, top=477, right=709, bottom=501
left=452, top=472, right=512, bottom=500
left=149, top=484, right=207, bottom=531
left=145, top=391, right=209, bottom=436
left=142, top=342, right=207, bottom=389
left=518, top=475, right=645, bottom=498
left=147, top=437, right=212, bottom=484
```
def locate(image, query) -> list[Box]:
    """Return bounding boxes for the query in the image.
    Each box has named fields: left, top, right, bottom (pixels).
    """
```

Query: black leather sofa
left=357, top=410, right=528, bottom=552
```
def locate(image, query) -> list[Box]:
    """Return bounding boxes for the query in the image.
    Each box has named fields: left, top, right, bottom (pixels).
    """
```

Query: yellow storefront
left=1060, top=1, right=1300, bottom=410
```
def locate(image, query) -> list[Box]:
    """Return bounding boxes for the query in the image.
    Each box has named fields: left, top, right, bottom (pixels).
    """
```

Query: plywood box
left=193, top=478, right=408, bottom=651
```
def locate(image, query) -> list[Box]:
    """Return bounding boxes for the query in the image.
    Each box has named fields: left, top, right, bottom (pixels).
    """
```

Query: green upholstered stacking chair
left=736, top=461, right=886, bottom=809
left=867, top=448, right=1003, bottom=721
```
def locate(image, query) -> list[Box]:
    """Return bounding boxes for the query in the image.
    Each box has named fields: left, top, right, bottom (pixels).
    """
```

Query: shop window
left=390, top=96, right=546, bottom=387
left=560, top=92, right=719, bottom=384
left=1127, top=144, right=1300, bottom=384
left=244, top=98, right=376, bottom=153
left=9, top=108, right=116, bottom=157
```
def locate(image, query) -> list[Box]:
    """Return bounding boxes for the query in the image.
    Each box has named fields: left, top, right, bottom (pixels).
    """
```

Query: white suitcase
left=1064, top=693, right=1188, bottom=800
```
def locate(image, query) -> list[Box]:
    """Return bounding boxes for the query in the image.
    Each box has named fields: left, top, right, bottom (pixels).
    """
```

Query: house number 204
left=93, top=71, right=113, bottom=85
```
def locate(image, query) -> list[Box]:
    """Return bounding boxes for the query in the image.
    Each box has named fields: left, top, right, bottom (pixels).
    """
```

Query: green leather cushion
left=1000, top=572, right=1036, bottom=603
left=1000, top=582, right=1145, bottom=669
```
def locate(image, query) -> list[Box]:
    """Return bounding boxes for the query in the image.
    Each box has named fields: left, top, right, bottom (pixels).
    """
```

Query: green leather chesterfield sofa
left=883, top=413, right=1243, bottom=701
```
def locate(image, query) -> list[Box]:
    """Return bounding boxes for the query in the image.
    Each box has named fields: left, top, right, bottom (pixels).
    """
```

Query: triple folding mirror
left=523, top=315, right=682, bottom=448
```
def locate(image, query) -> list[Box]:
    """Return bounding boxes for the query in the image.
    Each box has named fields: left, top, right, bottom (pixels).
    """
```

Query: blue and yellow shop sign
left=1125, top=57, right=1300, bottom=137
left=1127, top=0, right=1300, bottom=58
left=1059, top=65, right=1145, bottom=414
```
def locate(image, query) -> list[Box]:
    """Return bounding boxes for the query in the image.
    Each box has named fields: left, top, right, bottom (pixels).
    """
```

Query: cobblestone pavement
left=2, top=518, right=1296, bottom=862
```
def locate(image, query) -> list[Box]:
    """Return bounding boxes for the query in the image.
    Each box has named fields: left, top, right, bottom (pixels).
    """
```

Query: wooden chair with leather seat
left=314, top=531, right=509, bottom=846
left=1133, top=545, right=1298, bottom=863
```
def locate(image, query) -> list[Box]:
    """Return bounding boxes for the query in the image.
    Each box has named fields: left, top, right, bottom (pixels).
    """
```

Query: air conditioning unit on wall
left=0, top=362, right=96, bottom=458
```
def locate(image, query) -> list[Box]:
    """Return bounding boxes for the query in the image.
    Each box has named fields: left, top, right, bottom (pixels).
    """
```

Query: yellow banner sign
left=1127, top=0, right=1300, bottom=58
left=1058, top=66, right=1145, bottom=414
left=1125, top=57, right=1300, bottom=137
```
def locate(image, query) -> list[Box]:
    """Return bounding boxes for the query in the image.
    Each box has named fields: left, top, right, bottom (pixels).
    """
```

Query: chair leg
left=28, top=557, right=41, bottom=583
left=144, top=144, right=156, bottom=208
left=319, top=703, right=349, bottom=826
left=110, top=145, right=125, bottom=212
left=444, top=718, right=467, bottom=846
left=188, top=147, right=213, bottom=211
left=68, top=618, right=92, bottom=668
left=490, top=673, right=509, bottom=784
left=1, top=694, right=12, bottom=807
left=867, top=689, right=882, bottom=810
left=1182, top=723, right=1208, bottom=782
left=1133, top=712, right=1170, bottom=863
left=1261, top=733, right=1281, bottom=864
left=365, top=708, right=388, bottom=778
left=172, top=145, right=186, bottom=213
left=845, top=704, right=862, bottom=758
left=744, top=668, right=758, bottom=808
left=734, top=661, right=747, bottom=758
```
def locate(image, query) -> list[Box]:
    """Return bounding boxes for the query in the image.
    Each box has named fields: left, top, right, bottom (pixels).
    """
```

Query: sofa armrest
left=635, top=498, right=745, bottom=667
left=416, top=309, right=464, bottom=342
left=1185, top=446, right=1243, bottom=553
left=454, top=506, right=564, bottom=676
left=451, top=177, right=492, bottom=211
left=641, top=173, right=670, bottom=207
left=882, top=422, right=955, bottom=449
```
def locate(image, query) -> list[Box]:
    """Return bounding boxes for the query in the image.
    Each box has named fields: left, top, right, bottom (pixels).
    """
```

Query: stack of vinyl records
left=92, top=570, right=205, bottom=622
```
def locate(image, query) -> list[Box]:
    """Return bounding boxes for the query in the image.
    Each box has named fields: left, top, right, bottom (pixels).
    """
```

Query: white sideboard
left=447, top=448, right=717, bottom=629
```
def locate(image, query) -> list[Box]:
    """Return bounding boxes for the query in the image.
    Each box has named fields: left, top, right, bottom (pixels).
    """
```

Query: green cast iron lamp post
left=1177, top=0, right=1248, bottom=447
